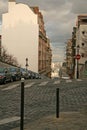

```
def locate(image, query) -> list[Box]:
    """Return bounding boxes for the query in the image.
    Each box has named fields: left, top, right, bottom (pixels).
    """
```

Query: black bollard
left=56, top=88, right=59, bottom=118
left=20, top=78, right=25, bottom=130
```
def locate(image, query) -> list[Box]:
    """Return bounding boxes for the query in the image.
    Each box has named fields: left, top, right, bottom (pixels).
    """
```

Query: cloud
left=1, top=0, right=87, bottom=62
left=52, top=44, right=65, bottom=62
left=43, top=2, right=76, bottom=46
left=0, top=0, right=8, bottom=15
left=0, top=0, right=8, bottom=23
left=17, top=0, right=66, bottom=10
left=69, top=0, right=87, bottom=14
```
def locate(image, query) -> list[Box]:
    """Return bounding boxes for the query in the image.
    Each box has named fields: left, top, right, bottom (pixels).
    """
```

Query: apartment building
left=65, top=15, right=87, bottom=79
left=71, top=27, right=77, bottom=78
left=0, top=35, right=1, bottom=57
left=2, top=1, right=52, bottom=77
left=2, top=0, right=38, bottom=72
left=66, top=39, right=74, bottom=78
left=76, top=15, right=87, bottom=78
left=31, top=7, right=52, bottom=78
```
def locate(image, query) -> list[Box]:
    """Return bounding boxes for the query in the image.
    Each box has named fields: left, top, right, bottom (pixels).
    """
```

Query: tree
left=0, top=46, right=19, bottom=67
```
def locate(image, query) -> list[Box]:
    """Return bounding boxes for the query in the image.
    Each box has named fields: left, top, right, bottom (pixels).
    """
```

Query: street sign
left=75, top=54, right=81, bottom=60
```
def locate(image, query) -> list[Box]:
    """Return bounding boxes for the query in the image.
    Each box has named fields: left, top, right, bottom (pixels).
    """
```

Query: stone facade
left=31, top=7, right=52, bottom=78
left=76, top=15, right=87, bottom=78
left=0, top=35, right=1, bottom=57
left=66, top=15, right=87, bottom=79
left=66, top=39, right=74, bottom=78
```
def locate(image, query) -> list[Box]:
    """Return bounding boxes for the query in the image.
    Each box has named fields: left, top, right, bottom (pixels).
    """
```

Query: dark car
left=9, top=67, right=21, bottom=81
left=30, top=71, right=36, bottom=79
left=0, top=67, right=13, bottom=84
left=28, top=70, right=32, bottom=79
left=20, top=68, right=29, bottom=79
left=34, top=73, right=40, bottom=79
left=29, top=71, right=41, bottom=79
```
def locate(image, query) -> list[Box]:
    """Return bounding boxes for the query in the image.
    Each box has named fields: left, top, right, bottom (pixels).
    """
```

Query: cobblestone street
left=0, top=78, right=87, bottom=129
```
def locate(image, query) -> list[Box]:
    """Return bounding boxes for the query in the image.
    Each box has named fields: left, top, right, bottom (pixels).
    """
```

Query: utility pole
left=75, top=45, right=80, bottom=79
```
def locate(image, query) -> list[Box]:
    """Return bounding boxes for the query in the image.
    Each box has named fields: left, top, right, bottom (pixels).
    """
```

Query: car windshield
left=0, top=68, right=5, bottom=73
left=10, top=68, right=16, bottom=72
left=21, top=69, right=26, bottom=72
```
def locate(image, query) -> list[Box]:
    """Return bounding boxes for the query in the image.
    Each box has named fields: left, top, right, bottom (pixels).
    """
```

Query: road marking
left=54, top=80, right=60, bottom=84
left=0, top=116, right=20, bottom=125
left=2, top=84, right=19, bottom=91
left=25, top=82, right=35, bottom=88
left=66, top=79, right=72, bottom=83
left=39, top=81, right=48, bottom=86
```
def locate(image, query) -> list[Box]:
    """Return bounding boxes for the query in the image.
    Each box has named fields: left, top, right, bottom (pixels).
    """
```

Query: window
left=82, top=31, right=85, bottom=35
left=82, top=43, right=84, bottom=46
left=81, top=53, right=84, bottom=57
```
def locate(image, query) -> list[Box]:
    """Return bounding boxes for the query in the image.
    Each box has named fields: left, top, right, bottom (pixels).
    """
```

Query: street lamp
left=76, top=45, right=80, bottom=79
left=25, top=58, right=28, bottom=71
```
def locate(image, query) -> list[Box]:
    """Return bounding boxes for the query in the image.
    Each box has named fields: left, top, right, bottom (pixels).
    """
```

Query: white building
left=51, top=62, right=62, bottom=78
left=76, top=15, right=87, bottom=78
left=2, top=0, right=39, bottom=72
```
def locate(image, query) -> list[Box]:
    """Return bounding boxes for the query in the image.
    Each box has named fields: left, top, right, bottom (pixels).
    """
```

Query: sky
left=0, top=0, right=87, bottom=63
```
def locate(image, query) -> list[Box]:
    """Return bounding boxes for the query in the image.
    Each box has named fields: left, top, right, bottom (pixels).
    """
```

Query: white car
left=62, top=75, right=70, bottom=79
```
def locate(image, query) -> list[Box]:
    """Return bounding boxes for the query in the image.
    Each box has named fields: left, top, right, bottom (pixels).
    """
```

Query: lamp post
left=76, top=45, right=80, bottom=79
left=25, top=58, right=28, bottom=71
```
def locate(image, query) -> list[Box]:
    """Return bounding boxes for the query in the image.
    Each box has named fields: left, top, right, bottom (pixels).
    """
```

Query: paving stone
left=0, top=79, right=87, bottom=129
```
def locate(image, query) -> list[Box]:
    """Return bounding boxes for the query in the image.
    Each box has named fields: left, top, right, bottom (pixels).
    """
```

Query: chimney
left=8, top=0, right=16, bottom=12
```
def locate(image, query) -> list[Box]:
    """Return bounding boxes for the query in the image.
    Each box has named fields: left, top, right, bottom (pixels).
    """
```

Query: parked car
left=28, top=70, right=32, bottom=79
left=28, top=70, right=40, bottom=79
left=38, top=74, right=42, bottom=79
left=34, top=73, right=41, bottom=79
left=61, top=74, right=70, bottom=80
left=35, top=73, right=39, bottom=79
left=9, top=67, right=21, bottom=81
left=30, top=71, right=36, bottom=79
left=20, top=68, right=29, bottom=79
left=0, top=67, right=13, bottom=84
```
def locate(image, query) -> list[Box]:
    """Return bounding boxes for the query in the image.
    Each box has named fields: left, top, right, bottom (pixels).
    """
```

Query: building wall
left=46, top=38, right=52, bottom=77
left=0, top=35, right=1, bottom=57
left=31, top=7, right=52, bottom=77
left=79, top=25, right=87, bottom=63
left=66, top=39, right=74, bottom=78
left=2, top=1, right=39, bottom=72
left=72, top=27, right=76, bottom=78
left=76, top=15, right=87, bottom=78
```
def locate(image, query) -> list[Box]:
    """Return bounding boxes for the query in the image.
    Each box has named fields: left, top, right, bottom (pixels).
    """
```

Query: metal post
left=77, top=59, right=79, bottom=79
left=77, top=45, right=80, bottom=79
left=56, top=88, right=59, bottom=118
left=20, top=78, right=25, bottom=130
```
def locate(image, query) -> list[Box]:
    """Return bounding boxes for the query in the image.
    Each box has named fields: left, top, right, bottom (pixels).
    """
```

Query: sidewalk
left=12, top=105, right=87, bottom=130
